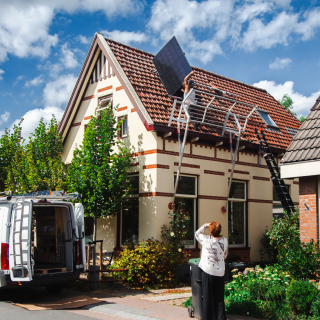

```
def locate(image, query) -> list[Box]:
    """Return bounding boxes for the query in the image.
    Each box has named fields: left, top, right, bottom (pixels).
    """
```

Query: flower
left=232, top=275, right=239, bottom=278
left=285, top=282, right=289, bottom=285
left=178, top=248, right=182, bottom=252
left=266, top=278, right=271, bottom=280
left=227, top=288, right=232, bottom=290
left=170, top=232, right=174, bottom=236
left=285, top=275, right=290, bottom=278
left=231, top=269, right=238, bottom=272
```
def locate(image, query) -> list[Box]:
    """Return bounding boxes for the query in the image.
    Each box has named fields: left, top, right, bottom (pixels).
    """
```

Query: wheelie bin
left=188, top=258, right=215, bottom=319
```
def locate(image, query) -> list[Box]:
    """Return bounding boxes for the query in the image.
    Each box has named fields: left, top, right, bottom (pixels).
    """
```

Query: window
left=228, top=181, right=246, bottom=246
left=273, top=185, right=289, bottom=218
left=98, top=94, right=113, bottom=111
left=257, top=109, right=278, bottom=129
left=121, top=175, right=139, bottom=245
left=285, top=127, right=298, bottom=138
left=174, top=174, right=197, bottom=246
left=118, top=115, right=128, bottom=138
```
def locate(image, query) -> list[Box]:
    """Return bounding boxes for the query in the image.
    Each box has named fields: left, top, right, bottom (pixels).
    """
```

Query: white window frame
left=174, top=174, right=197, bottom=247
left=118, top=115, right=128, bottom=138
left=272, top=184, right=290, bottom=217
left=228, top=180, right=246, bottom=247
left=120, top=174, right=139, bottom=246
left=256, top=109, right=278, bottom=129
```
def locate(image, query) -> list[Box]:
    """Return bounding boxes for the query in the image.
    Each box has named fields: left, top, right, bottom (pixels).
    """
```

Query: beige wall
left=61, top=67, right=299, bottom=262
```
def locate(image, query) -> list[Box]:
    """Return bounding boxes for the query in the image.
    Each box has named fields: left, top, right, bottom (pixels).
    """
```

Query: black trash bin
left=188, top=259, right=215, bottom=319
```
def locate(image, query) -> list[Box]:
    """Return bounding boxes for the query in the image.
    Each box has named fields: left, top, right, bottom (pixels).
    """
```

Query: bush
left=287, top=280, right=318, bottom=315
left=111, top=238, right=189, bottom=288
left=267, top=211, right=320, bottom=281
left=225, top=265, right=320, bottom=320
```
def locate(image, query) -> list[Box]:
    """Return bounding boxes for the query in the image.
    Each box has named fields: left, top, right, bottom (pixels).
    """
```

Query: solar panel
left=153, top=36, right=192, bottom=96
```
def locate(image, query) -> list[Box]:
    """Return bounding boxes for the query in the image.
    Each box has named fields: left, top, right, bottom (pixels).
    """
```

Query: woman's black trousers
left=202, top=271, right=227, bottom=320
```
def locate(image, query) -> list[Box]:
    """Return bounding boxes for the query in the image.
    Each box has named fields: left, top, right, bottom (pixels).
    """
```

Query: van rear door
left=9, top=199, right=33, bottom=282
left=74, top=203, right=86, bottom=271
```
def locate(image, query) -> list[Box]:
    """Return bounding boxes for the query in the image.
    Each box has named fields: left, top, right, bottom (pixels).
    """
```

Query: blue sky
left=0, top=0, right=319, bottom=138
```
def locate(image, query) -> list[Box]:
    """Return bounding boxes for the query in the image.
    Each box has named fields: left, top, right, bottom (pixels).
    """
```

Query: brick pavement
left=69, top=293, right=263, bottom=320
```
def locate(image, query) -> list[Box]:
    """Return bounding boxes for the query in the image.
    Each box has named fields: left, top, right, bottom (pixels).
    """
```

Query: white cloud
left=78, top=35, right=91, bottom=44
left=101, top=30, right=148, bottom=46
left=0, top=111, right=10, bottom=125
left=253, top=80, right=320, bottom=116
left=43, top=73, right=77, bottom=108
left=0, top=69, right=4, bottom=80
left=7, top=106, right=64, bottom=139
left=148, top=0, right=320, bottom=63
left=38, top=61, right=63, bottom=78
left=0, top=0, right=141, bottom=63
left=269, top=57, right=292, bottom=69
left=24, top=75, right=44, bottom=87
left=13, top=75, right=24, bottom=87
left=60, top=43, right=78, bottom=68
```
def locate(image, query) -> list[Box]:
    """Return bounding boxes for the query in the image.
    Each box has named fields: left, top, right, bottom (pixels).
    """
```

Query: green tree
left=299, top=115, right=305, bottom=123
left=0, top=115, right=67, bottom=194
left=25, top=116, right=67, bottom=192
left=0, top=119, right=27, bottom=192
left=279, top=94, right=297, bottom=117
left=67, top=105, right=132, bottom=239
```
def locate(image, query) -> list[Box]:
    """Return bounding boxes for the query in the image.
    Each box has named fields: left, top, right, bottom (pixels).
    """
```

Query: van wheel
left=46, top=284, right=64, bottom=294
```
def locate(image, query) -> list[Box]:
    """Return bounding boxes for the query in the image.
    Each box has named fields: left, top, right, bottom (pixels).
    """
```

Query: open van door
left=9, top=199, right=33, bottom=282
left=74, top=203, right=86, bottom=271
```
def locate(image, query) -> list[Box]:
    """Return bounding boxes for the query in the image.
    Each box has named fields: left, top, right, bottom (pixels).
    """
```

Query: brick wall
left=299, top=176, right=318, bottom=242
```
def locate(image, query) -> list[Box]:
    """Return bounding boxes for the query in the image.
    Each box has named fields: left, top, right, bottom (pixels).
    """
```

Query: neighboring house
left=58, top=33, right=300, bottom=262
left=281, top=96, right=320, bottom=243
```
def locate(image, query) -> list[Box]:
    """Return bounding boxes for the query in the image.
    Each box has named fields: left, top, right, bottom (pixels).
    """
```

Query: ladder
left=168, top=84, right=257, bottom=202
left=255, top=128, right=295, bottom=215
left=11, top=197, right=33, bottom=280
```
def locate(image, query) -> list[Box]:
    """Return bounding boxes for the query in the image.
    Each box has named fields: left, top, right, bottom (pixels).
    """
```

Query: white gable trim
left=96, top=34, right=153, bottom=127
left=281, top=159, right=320, bottom=178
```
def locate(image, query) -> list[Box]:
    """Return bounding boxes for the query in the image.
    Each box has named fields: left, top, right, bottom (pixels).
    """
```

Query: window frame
left=120, top=174, right=139, bottom=246
left=256, top=109, right=278, bottom=129
left=228, top=180, right=247, bottom=247
left=174, top=174, right=197, bottom=247
left=118, top=115, right=128, bottom=139
left=272, top=184, right=290, bottom=218
left=97, top=94, right=113, bottom=112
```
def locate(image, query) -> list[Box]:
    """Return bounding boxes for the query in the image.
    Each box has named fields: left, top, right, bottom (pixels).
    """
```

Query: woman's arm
left=195, top=223, right=209, bottom=245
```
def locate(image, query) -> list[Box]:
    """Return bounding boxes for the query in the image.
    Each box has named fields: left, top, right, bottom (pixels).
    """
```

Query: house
left=58, top=33, right=301, bottom=262
left=280, top=96, right=320, bottom=242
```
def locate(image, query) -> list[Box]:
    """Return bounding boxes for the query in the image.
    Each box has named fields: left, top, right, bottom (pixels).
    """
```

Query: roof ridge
left=106, top=38, right=268, bottom=94
left=191, top=66, right=267, bottom=93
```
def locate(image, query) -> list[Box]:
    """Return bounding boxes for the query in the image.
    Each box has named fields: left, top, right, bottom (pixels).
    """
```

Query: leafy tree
left=0, top=115, right=67, bottom=194
left=279, top=94, right=297, bottom=117
left=0, top=119, right=26, bottom=192
left=299, top=115, right=305, bottom=123
left=67, top=105, right=132, bottom=240
left=25, top=116, right=67, bottom=192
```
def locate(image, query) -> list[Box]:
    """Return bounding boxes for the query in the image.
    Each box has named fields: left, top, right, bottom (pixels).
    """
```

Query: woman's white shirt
left=195, top=224, right=228, bottom=277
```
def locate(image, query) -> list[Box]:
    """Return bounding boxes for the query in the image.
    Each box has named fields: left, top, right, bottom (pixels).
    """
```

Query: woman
left=195, top=221, right=228, bottom=320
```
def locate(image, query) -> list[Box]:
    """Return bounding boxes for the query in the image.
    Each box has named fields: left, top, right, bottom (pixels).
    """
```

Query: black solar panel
left=153, top=36, right=192, bottom=96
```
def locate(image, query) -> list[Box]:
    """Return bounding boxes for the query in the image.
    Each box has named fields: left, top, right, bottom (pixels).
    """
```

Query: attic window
left=97, top=95, right=113, bottom=111
left=285, top=127, right=298, bottom=138
left=257, top=109, right=278, bottom=128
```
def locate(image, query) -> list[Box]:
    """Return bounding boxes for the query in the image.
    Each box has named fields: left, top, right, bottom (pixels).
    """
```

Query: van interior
left=32, top=205, right=73, bottom=275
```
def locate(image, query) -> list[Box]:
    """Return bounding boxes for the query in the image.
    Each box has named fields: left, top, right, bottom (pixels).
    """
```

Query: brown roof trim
left=58, top=34, right=99, bottom=137
left=153, top=124, right=287, bottom=153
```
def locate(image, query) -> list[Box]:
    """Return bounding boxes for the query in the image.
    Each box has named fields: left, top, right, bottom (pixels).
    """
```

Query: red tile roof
left=107, top=39, right=301, bottom=150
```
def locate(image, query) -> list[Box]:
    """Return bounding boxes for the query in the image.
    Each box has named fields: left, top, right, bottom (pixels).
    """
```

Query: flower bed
left=225, top=265, right=320, bottom=319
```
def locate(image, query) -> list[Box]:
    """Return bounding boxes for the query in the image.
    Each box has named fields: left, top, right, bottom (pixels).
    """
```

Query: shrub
left=182, top=296, right=192, bottom=308
left=287, top=280, right=319, bottom=315
left=267, top=211, right=320, bottom=280
left=111, top=238, right=189, bottom=288
left=225, top=265, right=320, bottom=320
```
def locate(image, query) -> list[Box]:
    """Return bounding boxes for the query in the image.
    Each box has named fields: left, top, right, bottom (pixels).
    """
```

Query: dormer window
left=257, top=109, right=278, bottom=129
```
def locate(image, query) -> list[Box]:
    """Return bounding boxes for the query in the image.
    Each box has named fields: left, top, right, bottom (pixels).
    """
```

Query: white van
left=0, top=191, right=86, bottom=293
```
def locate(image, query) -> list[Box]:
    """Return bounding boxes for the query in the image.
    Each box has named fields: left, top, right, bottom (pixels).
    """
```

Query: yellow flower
left=232, top=275, right=239, bottom=278
left=285, top=275, right=290, bottom=278
left=231, top=269, right=238, bottom=272
left=178, top=248, right=182, bottom=252
left=170, top=232, right=175, bottom=236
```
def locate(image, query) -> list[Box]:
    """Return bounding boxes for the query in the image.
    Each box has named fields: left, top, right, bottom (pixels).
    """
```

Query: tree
left=67, top=105, right=132, bottom=240
left=279, top=94, right=297, bottom=117
left=0, top=115, right=67, bottom=194
left=0, top=119, right=26, bottom=192
left=25, top=116, right=67, bottom=192
left=299, top=115, right=305, bottom=123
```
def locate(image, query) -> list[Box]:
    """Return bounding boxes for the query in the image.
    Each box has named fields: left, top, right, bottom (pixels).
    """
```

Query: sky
left=0, top=0, right=319, bottom=139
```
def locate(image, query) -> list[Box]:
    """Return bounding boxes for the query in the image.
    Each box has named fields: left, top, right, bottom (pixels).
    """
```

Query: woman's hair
left=208, top=221, right=221, bottom=237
